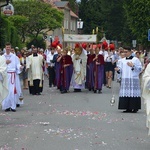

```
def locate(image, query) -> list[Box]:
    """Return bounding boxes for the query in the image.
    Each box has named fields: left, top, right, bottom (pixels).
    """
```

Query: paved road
left=0, top=78, right=150, bottom=150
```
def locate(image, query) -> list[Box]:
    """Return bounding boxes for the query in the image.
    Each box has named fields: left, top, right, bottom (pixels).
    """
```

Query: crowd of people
left=0, top=41, right=150, bottom=134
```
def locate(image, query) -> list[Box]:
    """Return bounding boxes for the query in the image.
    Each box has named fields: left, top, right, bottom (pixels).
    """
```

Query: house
left=49, top=1, right=79, bottom=48
left=12, top=0, right=79, bottom=48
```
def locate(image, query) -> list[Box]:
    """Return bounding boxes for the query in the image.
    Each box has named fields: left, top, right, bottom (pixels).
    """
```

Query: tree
left=124, top=0, right=150, bottom=46
left=100, top=0, right=125, bottom=41
left=8, top=15, right=29, bottom=43
left=79, top=0, right=102, bottom=35
left=13, top=1, right=63, bottom=41
left=78, top=0, right=126, bottom=42
left=0, top=15, right=21, bottom=48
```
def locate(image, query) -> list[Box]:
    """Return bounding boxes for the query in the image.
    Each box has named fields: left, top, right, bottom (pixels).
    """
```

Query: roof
left=54, top=1, right=69, bottom=8
left=70, top=10, right=78, bottom=18
left=42, top=0, right=57, bottom=8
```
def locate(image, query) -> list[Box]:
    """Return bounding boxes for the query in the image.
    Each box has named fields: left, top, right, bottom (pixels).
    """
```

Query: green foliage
left=13, top=1, right=64, bottom=40
left=79, top=0, right=126, bottom=42
left=0, top=15, right=21, bottom=49
left=8, top=15, right=29, bottom=43
left=26, top=35, right=46, bottom=49
left=79, top=0, right=102, bottom=35
left=78, top=0, right=150, bottom=47
left=124, top=0, right=150, bottom=46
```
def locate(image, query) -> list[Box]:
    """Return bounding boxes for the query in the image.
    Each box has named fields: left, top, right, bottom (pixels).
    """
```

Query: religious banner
left=64, top=34, right=97, bottom=43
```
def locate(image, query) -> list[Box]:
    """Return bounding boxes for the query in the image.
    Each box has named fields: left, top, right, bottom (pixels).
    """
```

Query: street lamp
left=77, top=18, right=83, bottom=34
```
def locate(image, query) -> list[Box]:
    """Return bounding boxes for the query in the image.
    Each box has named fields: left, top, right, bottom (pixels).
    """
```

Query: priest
left=53, top=45, right=62, bottom=89
left=0, top=55, right=8, bottom=105
left=142, top=63, right=150, bottom=135
left=72, top=44, right=87, bottom=92
left=93, top=47, right=104, bottom=93
left=115, top=47, right=142, bottom=113
left=2, top=43, right=21, bottom=112
left=26, top=47, right=44, bottom=95
left=86, top=48, right=95, bottom=91
left=59, top=48, right=73, bottom=93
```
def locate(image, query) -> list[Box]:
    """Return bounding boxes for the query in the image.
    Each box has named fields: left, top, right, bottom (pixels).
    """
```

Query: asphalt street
left=0, top=77, right=150, bottom=150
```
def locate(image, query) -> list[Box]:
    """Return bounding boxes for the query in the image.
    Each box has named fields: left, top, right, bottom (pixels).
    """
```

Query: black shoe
left=5, top=108, right=11, bottom=112
left=74, top=89, right=81, bottom=92
left=132, top=109, right=138, bottom=113
left=89, top=88, right=91, bottom=91
left=98, top=90, right=102, bottom=93
left=123, top=109, right=132, bottom=113
left=61, top=90, right=67, bottom=94
left=11, top=109, right=16, bottom=112
left=16, top=104, right=20, bottom=107
left=94, top=90, right=96, bottom=93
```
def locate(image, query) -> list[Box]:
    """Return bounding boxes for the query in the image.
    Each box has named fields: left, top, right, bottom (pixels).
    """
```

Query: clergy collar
left=126, top=55, right=133, bottom=60
left=33, top=53, right=38, bottom=57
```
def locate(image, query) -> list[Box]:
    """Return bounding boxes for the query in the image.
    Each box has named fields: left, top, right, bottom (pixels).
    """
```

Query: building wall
left=53, top=8, right=78, bottom=49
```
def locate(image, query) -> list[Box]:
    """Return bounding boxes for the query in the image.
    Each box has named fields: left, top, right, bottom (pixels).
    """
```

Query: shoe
left=61, top=90, right=67, bottom=94
left=89, top=88, right=91, bottom=91
left=16, top=104, right=20, bottom=107
left=5, top=108, right=11, bottom=112
left=108, top=86, right=111, bottom=89
left=11, top=109, right=16, bottom=112
left=123, top=109, right=132, bottom=113
left=74, top=89, right=81, bottom=92
left=98, top=90, right=102, bottom=93
left=94, top=90, right=96, bottom=93
left=132, top=109, right=138, bottom=113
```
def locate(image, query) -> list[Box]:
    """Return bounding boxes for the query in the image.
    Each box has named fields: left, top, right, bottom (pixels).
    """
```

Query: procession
left=1, top=0, right=150, bottom=149
left=0, top=41, right=150, bottom=116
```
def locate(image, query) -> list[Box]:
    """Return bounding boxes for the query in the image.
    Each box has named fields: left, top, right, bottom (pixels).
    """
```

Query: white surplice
left=0, top=56, right=8, bottom=105
left=15, top=56, right=24, bottom=105
left=117, top=57, right=142, bottom=97
left=26, top=54, right=43, bottom=86
left=142, top=63, right=150, bottom=135
left=2, top=53, right=20, bottom=110
left=72, top=51, right=87, bottom=88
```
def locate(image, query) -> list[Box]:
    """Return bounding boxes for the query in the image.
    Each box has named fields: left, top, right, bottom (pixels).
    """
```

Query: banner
left=64, top=34, right=97, bottom=43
